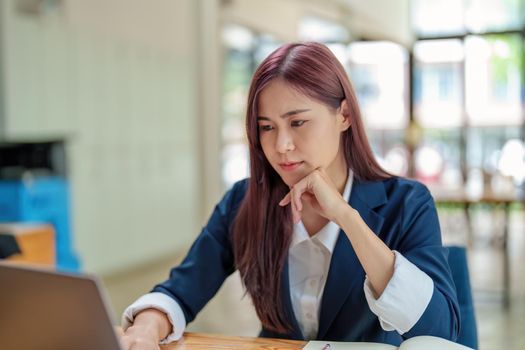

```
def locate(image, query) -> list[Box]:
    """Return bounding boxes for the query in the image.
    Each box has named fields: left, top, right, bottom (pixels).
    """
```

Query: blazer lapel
left=317, top=179, right=387, bottom=339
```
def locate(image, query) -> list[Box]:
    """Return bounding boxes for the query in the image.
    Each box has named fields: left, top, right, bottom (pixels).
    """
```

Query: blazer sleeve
left=396, top=182, right=460, bottom=341
left=151, top=179, right=247, bottom=323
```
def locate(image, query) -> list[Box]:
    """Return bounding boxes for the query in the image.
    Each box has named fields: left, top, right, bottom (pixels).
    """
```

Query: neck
left=327, top=154, right=348, bottom=195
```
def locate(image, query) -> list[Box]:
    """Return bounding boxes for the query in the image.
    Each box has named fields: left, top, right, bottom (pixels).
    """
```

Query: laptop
left=0, top=262, right=122, bottom=350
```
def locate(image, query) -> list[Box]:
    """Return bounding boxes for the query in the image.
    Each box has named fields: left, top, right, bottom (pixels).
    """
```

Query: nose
left=275, top=129, right=295, bottom=154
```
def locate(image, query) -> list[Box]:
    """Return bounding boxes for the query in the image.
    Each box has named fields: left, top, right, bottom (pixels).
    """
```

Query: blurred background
left=0, top=0, right=524, bottom=349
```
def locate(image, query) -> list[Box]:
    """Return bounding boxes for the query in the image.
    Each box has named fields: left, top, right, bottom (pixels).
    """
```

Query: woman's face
left=257, top=79, right=350, bottom=187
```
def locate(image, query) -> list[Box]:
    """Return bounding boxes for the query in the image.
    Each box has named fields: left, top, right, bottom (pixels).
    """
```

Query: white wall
left=0, top=0, right=201, bottom=274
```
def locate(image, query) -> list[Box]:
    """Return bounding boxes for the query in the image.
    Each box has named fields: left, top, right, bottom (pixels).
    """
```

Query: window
left=412, top=0, right=525, bottom=192
left=221, top=24, right=281, bottom=188
left=347, top=41, right=410, bottom=176
left=414, top=40, right=464, bottom=128
left=465, top=34, right=523, bottom=126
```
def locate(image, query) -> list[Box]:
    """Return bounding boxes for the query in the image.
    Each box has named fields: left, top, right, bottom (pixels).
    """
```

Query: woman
left=120, top=42, right=459, bottom=349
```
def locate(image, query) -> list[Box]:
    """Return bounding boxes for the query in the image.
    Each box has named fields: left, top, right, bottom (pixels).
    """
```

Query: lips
left=278, top=161, right=304, bottom=171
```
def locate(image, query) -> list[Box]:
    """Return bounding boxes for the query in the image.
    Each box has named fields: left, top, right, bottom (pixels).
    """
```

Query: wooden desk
left=160, top=333, right=305, bottom=350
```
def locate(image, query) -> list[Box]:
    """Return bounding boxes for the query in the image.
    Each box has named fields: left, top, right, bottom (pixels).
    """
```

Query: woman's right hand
left=119, top=309, right=172, bottom=350
left=120, top=324, right=161, bottom=350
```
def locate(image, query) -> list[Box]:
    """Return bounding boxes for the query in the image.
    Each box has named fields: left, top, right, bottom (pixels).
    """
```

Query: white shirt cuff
left=363, top=251, right=434, bottom=335
left=121, top=292, right=186, bottom=344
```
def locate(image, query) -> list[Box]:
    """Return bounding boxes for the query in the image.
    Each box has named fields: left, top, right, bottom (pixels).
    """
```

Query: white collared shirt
left=122, top=171, right=434, bottom=342
left=287, top=172, right=352, bottom=339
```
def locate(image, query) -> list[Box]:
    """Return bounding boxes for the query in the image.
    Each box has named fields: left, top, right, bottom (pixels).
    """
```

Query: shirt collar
left=290, top=170, right=354, bottom=253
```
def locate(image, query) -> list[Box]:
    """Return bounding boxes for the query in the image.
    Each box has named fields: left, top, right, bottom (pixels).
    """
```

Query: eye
left=258, top=124, right=274, bottom=132
left=291, top=120, right=307, bottom=127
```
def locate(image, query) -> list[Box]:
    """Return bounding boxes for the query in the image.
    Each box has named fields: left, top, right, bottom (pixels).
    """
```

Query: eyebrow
left=257, top=108, right=311, bottom=121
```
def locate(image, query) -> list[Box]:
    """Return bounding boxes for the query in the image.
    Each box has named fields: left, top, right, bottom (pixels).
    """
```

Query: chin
left=271, top=163, right=311, bottom=187
left=279, top=172, right=306, bottom=188
left=280, top=177, right=294, bottom=187
left=271, top=170, right=292, bottom=187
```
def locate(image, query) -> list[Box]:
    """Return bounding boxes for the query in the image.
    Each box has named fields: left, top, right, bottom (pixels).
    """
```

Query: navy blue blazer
left=153, top=177, right=460, bottom=346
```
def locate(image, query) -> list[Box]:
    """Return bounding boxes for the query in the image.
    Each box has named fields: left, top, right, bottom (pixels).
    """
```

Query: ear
left=337, top=99, right=351, bottom=132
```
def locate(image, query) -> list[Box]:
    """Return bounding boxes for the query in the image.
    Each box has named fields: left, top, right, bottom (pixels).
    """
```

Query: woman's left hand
left=279, top=168, right=349, bottom=224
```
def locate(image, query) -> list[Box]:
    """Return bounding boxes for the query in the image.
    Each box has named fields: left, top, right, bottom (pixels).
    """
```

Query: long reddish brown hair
left=232, top=42, right=390, bottom=334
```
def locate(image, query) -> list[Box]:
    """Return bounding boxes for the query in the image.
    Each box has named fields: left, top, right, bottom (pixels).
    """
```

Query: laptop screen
left=0, top=263, right=122, bottom=350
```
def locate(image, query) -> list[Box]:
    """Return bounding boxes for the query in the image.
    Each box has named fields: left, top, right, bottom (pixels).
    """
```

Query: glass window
left=412, top=0, right=466, bottom=36
left=414, top=40, right=464, bottom=128
left=415, top=129, right=463, bottom=188
left=465, top=34, right=523, bottom=126
left=221, top=143, right=250, bottom=189
left=347, top=41, right=409, bottom=130
left=413, top=0, right=525, bottom=36
left=221, top=25, right=282, bottom=188
left=298, top=16, right=350, bottom=43
left=221, top=25, right=255, bottom=188
left=410, top=0, right=525, bottom=197
left=465, top=126, right=523, bottom=195
left=253, top=35, right=281, bottom=66
left=326, top=43, right=348, bottom=67
left=465, top=0, right=525, bottom=32
left=368, top=130, right=409, bottom=177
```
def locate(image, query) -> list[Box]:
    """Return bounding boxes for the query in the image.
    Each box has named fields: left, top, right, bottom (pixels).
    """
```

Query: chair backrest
left=447, top=246, right=478, bottom=350
left=0, top=233, right=21, bottom=259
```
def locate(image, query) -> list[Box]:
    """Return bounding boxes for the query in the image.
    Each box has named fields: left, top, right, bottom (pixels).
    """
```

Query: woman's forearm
left=335, top=205, right=395, bottom=298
